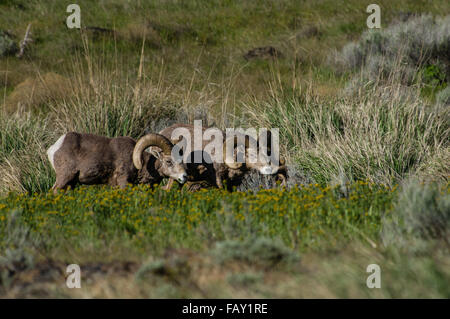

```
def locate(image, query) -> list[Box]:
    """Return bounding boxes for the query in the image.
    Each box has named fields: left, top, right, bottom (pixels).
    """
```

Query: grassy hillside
left=1, top=0, right=449, bottom=104
left=0, top=1, right=449, bottom=298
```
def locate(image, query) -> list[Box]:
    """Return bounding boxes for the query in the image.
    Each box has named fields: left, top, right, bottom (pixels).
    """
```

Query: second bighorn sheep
left=47, top=132, right=187, bottom=193
left=159, top=123, right=284, bottom=191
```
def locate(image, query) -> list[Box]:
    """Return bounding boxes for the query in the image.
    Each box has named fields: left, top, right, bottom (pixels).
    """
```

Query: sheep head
left=133, top=133, right=187, bottom=184
left=223, top=134, right=281, bottom=175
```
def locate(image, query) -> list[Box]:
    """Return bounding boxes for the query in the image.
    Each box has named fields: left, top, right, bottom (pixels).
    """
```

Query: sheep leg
left=215, top=174, right=224, bottom=189
left=52, top=170, right=78, bottom=194
left=116, top=174, right=131, bottom=189
left=276, top=173, right=287, bottom=186
left=276, top=165, right=288, bottom=186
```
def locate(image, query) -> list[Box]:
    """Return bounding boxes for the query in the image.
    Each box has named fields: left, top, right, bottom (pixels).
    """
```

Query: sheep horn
left=133, top=133, right=174, bottom=169
left=223, top=135, right=250, bottom=169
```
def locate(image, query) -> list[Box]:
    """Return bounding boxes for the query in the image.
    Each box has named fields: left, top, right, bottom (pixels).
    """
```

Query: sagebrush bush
left=382, top=180, right=450, bottom=250
left=331, top=14, right=450, bottom=82
left=436, top=86, right=450, bottom=106
left=0, top=31, right=17, bottom=56
left=0, top=209, right=39, bottom=290
left=331, top=14, right=450, bottom=99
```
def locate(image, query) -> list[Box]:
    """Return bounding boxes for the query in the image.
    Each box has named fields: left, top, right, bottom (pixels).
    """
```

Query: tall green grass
left=0, top=113, right=55, bottom=194
left=245, top=74, right=449, bottom=185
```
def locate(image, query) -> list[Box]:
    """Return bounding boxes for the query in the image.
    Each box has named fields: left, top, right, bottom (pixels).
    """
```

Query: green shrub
left=423, top=64, right=447, bottom=87
left=0, top=31, right=17, bottom=56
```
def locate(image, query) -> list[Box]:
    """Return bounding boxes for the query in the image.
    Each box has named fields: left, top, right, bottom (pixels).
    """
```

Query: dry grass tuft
left=4, top=72, right=72, bottom=113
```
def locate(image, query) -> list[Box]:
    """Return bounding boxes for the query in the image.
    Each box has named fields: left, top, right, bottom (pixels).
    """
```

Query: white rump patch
left=47, top=134, right=66, bottom=169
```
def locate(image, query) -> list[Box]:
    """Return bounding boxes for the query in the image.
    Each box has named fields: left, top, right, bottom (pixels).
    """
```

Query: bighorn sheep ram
left=47, top=132, right=187, bottom=193
left=158, top=123, right=285, bottom=191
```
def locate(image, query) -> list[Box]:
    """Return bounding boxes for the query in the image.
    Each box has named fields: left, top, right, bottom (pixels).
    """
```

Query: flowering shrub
left=0, top=181, right=395, bottom=252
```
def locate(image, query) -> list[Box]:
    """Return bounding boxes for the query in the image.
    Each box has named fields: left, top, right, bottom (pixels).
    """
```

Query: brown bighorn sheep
left=158, top=123, right=283, bottom=191
left=47, top=132, right=187, bottom=193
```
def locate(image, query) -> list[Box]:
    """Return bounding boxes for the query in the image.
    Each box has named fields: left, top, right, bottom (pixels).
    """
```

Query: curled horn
left=133, top=133, right=174, bottom=169
left=223, top=135, right=251, bottom=169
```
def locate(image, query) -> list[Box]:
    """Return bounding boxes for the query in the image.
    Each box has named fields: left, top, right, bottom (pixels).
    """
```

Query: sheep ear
left=150, top=148, right=162, bottom=159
